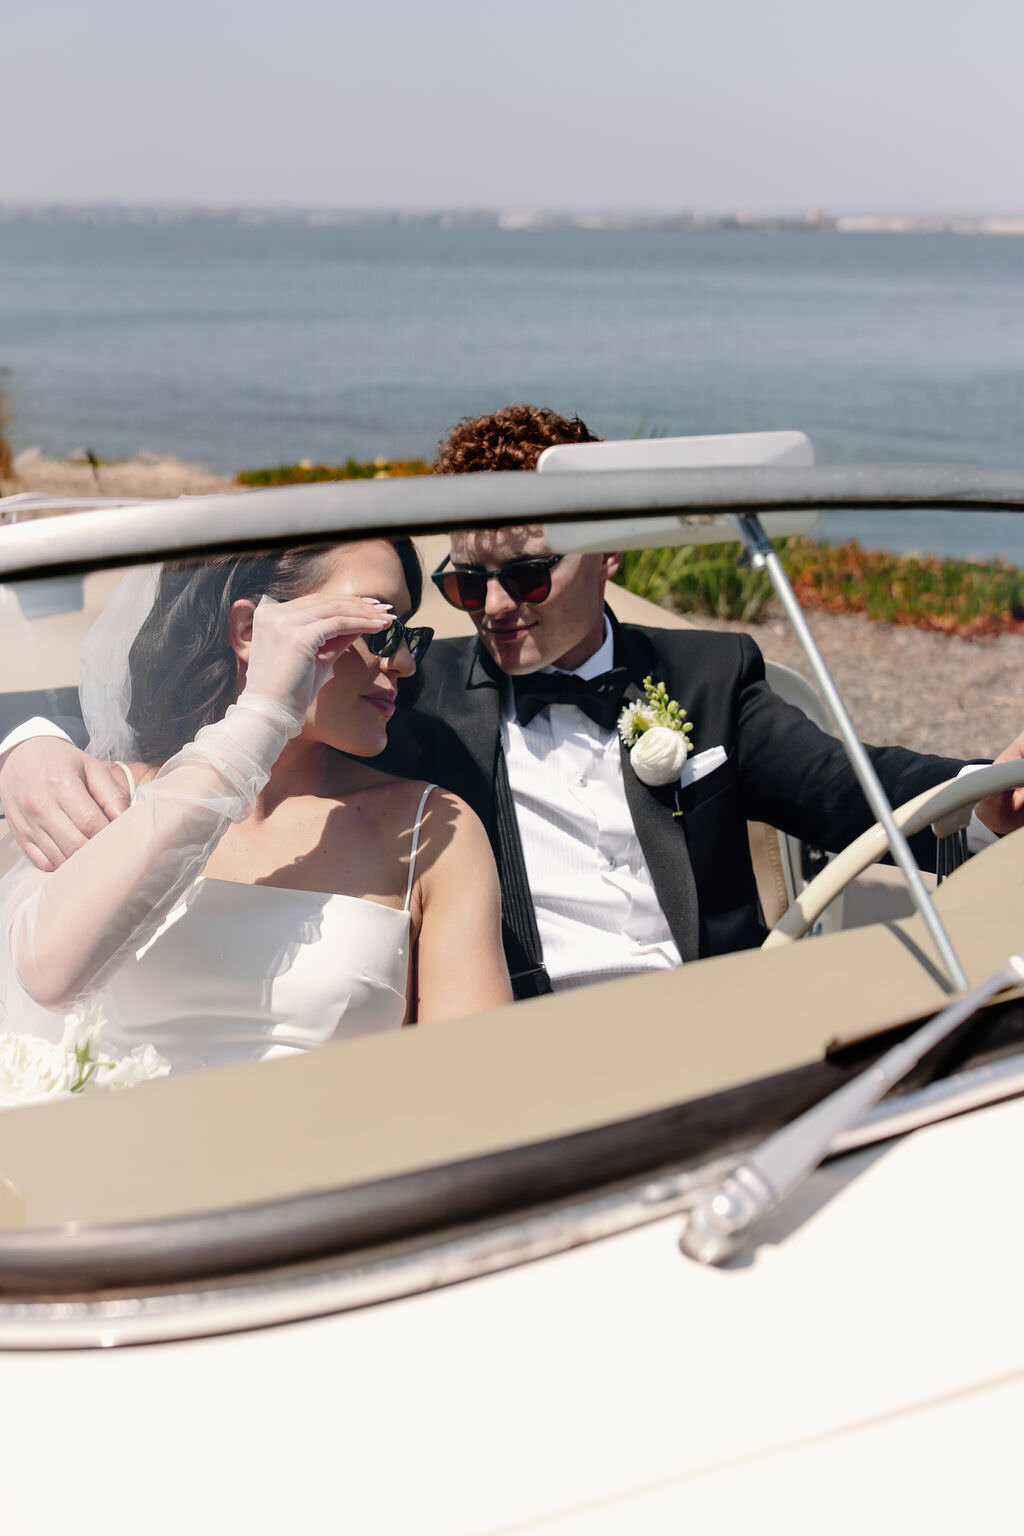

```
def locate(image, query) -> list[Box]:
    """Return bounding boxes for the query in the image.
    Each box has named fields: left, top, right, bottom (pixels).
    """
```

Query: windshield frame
left=2, top=462, right=1024, bottom=583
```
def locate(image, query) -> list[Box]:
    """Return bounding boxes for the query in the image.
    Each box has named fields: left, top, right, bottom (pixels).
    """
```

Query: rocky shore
left=1, top=449, right=237, bottom=501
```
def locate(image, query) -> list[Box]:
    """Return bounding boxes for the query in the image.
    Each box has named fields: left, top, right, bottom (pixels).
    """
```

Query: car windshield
left=0, top=466, right=1021, bottom=1316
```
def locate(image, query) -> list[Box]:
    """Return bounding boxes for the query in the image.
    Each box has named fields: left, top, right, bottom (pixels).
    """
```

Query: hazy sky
left=5, top=0, right=1023, bottom=213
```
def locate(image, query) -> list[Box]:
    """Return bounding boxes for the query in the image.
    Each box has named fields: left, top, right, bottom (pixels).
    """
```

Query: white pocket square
left=679, top=745, right=728, bottom=788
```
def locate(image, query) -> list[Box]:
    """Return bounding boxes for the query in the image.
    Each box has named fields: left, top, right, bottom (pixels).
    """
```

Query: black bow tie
left=513, top=666, right=629, bottom=730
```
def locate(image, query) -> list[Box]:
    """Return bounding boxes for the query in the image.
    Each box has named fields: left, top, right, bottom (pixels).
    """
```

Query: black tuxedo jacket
left=377, top=612, right=965, bottom=997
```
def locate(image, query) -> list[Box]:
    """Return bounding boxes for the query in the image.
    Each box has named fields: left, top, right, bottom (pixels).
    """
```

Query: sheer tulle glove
left=199, top=590, right=395, bottom=807
left=241, top=592, right=393, bottom=729
left=2, top=591, right=394, bottom=1010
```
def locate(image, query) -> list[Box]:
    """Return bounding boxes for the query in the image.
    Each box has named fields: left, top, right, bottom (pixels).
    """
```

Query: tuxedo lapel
left=449, top=641, right=505, bottom=819
left=445, top=641, right=551, bottom=997
left=612, top=617, right=701, bottom=963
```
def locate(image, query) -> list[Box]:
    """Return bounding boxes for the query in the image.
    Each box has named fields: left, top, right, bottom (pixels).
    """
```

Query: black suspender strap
left=493, top=751, right=552, bottom=999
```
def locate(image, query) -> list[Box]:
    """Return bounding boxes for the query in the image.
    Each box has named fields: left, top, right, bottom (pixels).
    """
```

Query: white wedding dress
left=0, top=568, right=437, bottom=1076
left=89, top=774, right=435, bottom=1074
left=1, top=765, right=434, bottom=1075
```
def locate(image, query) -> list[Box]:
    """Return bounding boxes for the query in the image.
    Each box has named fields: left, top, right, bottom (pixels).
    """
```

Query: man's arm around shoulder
left=0, top=732, right=130, bottom=871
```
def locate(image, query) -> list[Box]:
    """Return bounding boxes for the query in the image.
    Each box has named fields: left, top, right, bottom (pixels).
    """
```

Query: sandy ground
left=1, top=449, right=238, bottom=503
left=695, top=610, right=1022, bottom=762
left=2, top=453, right=1019, bottom=760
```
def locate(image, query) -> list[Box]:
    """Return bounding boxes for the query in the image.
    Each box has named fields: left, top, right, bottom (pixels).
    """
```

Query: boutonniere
left=617, top=676, right=694, bottom=787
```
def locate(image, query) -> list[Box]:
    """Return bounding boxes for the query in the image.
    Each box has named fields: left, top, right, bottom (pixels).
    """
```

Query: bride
left=0, top=537, right=511, bottom=1073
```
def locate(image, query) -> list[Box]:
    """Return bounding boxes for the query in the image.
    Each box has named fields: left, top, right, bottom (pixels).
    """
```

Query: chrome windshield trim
left=1, top=463, right=1023, bottom=580
left=831, top=1046, right=1024, bottom=1152
left=3, top=1047, right=1024, bottom=1351
left=0, top=1155, right=737, bottom=1352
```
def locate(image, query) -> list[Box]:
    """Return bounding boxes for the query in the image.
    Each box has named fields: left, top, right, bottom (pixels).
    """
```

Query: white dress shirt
left=501, top=623, right=682, bottom=991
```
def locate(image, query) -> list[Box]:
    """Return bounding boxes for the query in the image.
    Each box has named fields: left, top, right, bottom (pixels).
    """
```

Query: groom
left=2, top=404, right=1022, bottom=998
left=375, top=406, right=1023, bottom=996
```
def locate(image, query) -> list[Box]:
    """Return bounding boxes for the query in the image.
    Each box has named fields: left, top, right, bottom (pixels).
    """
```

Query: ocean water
left=2, top=216, right=1023, bottom=561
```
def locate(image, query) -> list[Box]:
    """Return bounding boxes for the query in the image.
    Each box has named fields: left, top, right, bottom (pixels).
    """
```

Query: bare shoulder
left=418, top=786, right=487, bottom=837
left=418, top=785, right=476, bottom=818
left=329, top=770, right=481, bottom=859
left=409, top=786, right=492, bottom=881
left=353, top=767, right=477, bottom=825
left=343, top=765, right=445, bottom=816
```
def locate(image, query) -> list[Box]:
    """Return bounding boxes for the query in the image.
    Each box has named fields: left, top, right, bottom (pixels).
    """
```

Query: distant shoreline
left=3, top=204, right=1023, bottom=237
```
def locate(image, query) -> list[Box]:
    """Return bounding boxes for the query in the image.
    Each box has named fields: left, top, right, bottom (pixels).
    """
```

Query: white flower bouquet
left=0, top=1001, right=170, bottom=1109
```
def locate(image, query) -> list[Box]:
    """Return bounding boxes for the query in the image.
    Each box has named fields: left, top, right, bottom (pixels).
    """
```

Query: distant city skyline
left=3, top=0, right=1023, bottom=215
left=3, top=203, right=1024, bottom=232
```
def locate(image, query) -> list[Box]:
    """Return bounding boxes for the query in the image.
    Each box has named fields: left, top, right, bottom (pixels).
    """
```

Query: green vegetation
left=785, top=539, right=1024, bottom=637
left=616, top=538, right=1024, bottom=639
left=617, top=544, right=778, bottom=624
left=237, top=457, right=431, bottom=486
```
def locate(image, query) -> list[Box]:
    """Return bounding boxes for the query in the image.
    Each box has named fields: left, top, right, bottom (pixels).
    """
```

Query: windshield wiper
left=680, top=954, right=1024, bottom=1266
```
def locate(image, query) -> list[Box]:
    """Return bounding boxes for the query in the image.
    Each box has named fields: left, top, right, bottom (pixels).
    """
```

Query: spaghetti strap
left=113, top=761, right=138, bottom=807
left=404, top=784, right=436, bottom=911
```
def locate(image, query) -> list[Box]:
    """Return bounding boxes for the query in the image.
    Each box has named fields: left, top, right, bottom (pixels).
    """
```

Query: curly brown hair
left=433, top=404, right=599, bottom=474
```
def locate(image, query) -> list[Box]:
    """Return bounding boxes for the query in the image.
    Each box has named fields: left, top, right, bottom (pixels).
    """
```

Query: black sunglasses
left=365, top=617, right=433, bottom=664
left=431, top=553, right=565, bottom=613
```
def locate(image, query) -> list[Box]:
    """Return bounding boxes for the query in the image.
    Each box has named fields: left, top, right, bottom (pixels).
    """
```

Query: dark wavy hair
left=125, top=539, right=422, bottom=762
left=433, top=404, right=598, bottom=474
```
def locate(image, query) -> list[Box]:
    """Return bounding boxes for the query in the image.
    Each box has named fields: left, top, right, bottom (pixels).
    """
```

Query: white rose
left=630, top=726, right=691, bottom=786
left=99, top=1044, right=171, bottom=1090
left=0, top=1032, right=75, bottom=1107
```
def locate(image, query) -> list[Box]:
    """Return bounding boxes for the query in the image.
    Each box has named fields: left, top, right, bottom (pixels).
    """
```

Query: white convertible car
left=0, top=445, right=1022, bottom=1534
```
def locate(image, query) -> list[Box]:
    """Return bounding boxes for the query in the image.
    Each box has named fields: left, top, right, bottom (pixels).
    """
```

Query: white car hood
left=3, top=1094, right=1023, bottom=1533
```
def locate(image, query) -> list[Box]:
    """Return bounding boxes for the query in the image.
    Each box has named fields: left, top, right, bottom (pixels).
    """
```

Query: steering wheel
left=763, top=760, right=1024, bottom=949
